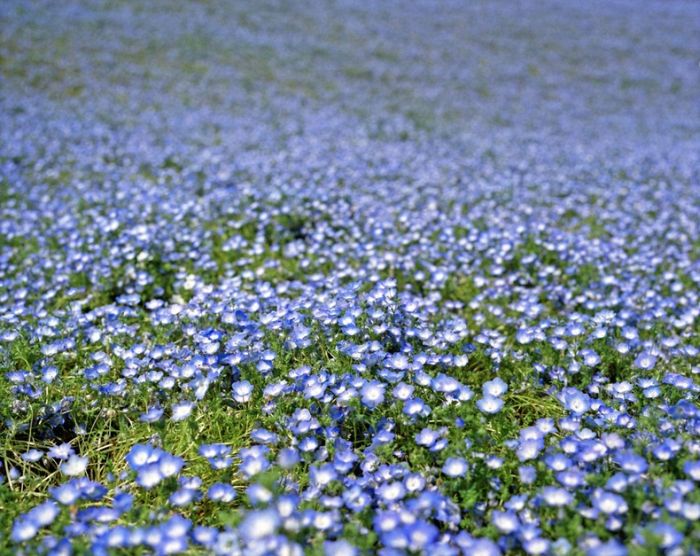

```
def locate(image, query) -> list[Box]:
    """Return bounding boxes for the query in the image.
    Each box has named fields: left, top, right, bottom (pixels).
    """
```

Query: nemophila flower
left=614, top=452, right=648, bottom=474
left=541, top=486, right=573, bottom=507
left=113, top=491, right=134, bottom=513
left=140, top=406, right=164, bottom=423
left=232, top=380, right=254, bottom=403
left=483, top=377, right=508, bottom=397
left=136, top=464, right=164, bottom=489
left=576, top=440, right=607, bottom=464
left=263, top=381, right=288, bottom=399
left=11, top=501, right=60, bottom=542
left=551, top=538, right=572, bottom=556
left=60, top=454, right=88, bottom=476
left=128, top=445, right=184, bottom=489
left=21, top=449, right=43, bottom=462
left=404, top=473, right=426, bottom=492
left=276, top=493, right=299, bottom=518
left=491, top=510, right=519, bottom=534
left=681, top=501, right=700, bottom=520
left=150, top=515, right=192, bottom=553
left=545, top=453, right=571, bottom=471
left=239, top=455, right=269, bottom=478
left=208, top=483, right=237, bottom=503
left=516, top=328, right=534, bottom=344
left=11, top=519, right=39, bottom=543
left=404, top=520, right=439, bottom=550
left=311, top=464, right=338, bottom=488
left=333, top=449, right=358, bottom=474
left=403, top=397, right=430, bottom=418
left=48, top=443, right=74, bottom=460
left=477, top=395, right=504, bottom=414
left=324, top=539, right=357, bottom=556
left=377, top=481, right=406, bottom=503
left=442, top=457, right=468, bottom=478
left=199, top=443, right=232, bottom=469
left=78, top=478, right=107, bottom=501
left=239, top=509, right=280, bottom=541
left=170, top=487, right=200, bottom=507
left=433, top=373, right=461, bottom=395
left=606, top=473, right=629, bottom=492
left=458, top=386, right=475, bottom=402
left=278, top=447, right=300, bottom=469
left=485, top=455, right=503, bottom=469
left=28, top=501, right=60, bottom=527
left=648, top=522, right=683, bottom=549
left=342, top=485, right=369, bottom=512
left=171, top=400, right=194, bottom=422
left=391, top=382, right=414, bottom=400
left=557, top=469, right=586, bottom=488
left=519, top=465, right=537, bottom=484
left=126, top=444, right=155, bottom=469
left=193, top=525, right=219, bottom=548
left=523, top=538, right=550, bottom=555
left=464, top=538, right=502, bottom=556
left=684, top=460, right=700, bottom=481
left=373, top=510, right=402, bottom=535
left=247, top=483, right=274, bottom=505
left=41, top=366, right=59, bottom=383
left=581, top=349, right=601, bottom=366
left=415, top=428, right=441, bottom=448
left=251, top=428, right=278, bottom=445
left=642, top=386, right=660, bottom=399
left=370, top=428, right=393, bottom=447
left=517, top=439, right=543, bottom=462
left=585, top=539, right=628, bottom=556
left=634, top=351, right=657, bottom=370
left=591, top=490, right=628, bottom=515
left=299, top=436, right=319, bottom=453
left=561, top=388, right=591, bottom=415
left=50, top=481, right=82, bottom=505
left=360, top=380, right=386, bottom=408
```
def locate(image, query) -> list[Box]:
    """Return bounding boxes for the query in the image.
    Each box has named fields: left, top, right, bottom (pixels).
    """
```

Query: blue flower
left=50, top=481, right=82, bottom=505
left=683, top=460, right=700, bottom=481
left=21, top=449, right=43, bottom=462
left=477, top=395, right=504, bottom=414
left=491, top=510, right=519, bottom=534
left=377, top=481, right=406, bottom=503
left=324, top=539, right=357, bottom=556
left=171, top=400, right=195, bottom=422
left=405, top=520, right=439, bottom=550
left=232, top=380, right=254, bottom=403
left=561, top=388, right=591, bottom=415
left=208, top=483, right=237, bottom=503
left=278, top=447, right=300, bottom=469
left=614, top=451, right=648, bottom=474
left=585, top=540, right=628, bottom=556
left=360, top=380, right=386, bottom=408
left=517, top=439, right=543, bottom=462
left=238, top=509, right=280, bottom=541
left=60, top=454, right=88, bottom=476
left=11, top=519, right=38, bottom=543
left=634, top=351, right=657, bottom=370
left=591, top=490, right=628, bottom=515
left=540, top=486, right=573, bottom=507
left=442, top=457, right=468, bottom=478
left=482, top=377, right=508, bottom=397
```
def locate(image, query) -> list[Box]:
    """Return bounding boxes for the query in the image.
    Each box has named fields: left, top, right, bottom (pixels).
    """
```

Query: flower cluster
left=2, top=0, right=699, bottom=554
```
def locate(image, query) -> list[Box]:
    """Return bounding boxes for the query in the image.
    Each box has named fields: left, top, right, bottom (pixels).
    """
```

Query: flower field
left=1, top=1, right=700, bottom=554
